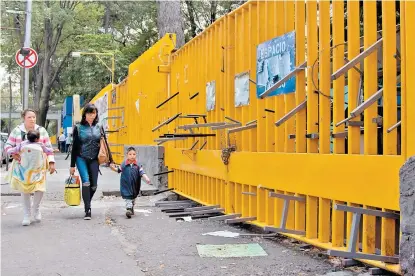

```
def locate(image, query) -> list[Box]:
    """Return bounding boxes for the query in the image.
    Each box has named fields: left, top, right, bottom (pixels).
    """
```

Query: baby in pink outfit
left=8, top=129, right=54, bottom=155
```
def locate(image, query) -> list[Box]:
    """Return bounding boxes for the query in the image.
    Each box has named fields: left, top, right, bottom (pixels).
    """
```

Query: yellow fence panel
left=84, top=1, right=415, bottom=274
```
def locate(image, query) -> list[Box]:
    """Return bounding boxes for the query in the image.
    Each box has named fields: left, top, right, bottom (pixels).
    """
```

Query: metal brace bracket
left=178, top=122, right=225, bottom=130
left=275, top=100, right=307, bottom=127
left=332, top=38, right=383, bottom=81
left=152, top=113, right=182, bottom=132
left=259, top=61, right=306, bottom=99
left=335, top=88, right=383, bottom=127
left=387, top=121, right=401, bottom=133
left=327, top=204, right=399, bottom=264
left=264, top=192, right=306, bottom=235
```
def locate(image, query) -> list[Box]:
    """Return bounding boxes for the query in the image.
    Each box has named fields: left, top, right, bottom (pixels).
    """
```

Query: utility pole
left=23, top=0, right=32, bottom=109
left=6, top=75, right=12, bottom=171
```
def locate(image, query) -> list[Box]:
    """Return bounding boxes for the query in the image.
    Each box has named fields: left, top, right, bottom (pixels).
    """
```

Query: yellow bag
left=64, top=175, right=81, bottom=206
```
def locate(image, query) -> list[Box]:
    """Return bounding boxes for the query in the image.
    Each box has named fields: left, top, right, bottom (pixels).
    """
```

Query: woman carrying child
left=4, top=109, right=56, bottom=226
left=110, top=147, right=151, bottom=218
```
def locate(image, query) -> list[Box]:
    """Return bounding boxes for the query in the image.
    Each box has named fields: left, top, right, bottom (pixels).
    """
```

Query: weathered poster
left=256, top=31, right=296, bottom=98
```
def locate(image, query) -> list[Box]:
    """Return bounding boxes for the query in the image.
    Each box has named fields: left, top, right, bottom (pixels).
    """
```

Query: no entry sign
left=15, top=47, right=38, bottom=69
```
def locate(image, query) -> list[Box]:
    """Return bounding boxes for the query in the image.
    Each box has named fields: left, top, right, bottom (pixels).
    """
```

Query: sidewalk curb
left=1, top=193, right=30, bottom=196
left=102, top=189, right=160, bottom=197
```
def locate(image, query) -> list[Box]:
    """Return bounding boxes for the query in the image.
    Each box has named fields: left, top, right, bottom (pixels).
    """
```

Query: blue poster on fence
left=256, top=31, right=296, bottom=98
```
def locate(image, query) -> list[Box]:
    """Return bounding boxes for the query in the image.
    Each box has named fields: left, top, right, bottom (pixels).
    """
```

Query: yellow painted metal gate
left=87, top=1, right=415, bottom=274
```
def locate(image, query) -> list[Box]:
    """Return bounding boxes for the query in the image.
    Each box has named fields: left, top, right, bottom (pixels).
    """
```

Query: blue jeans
left=76, top=157, right=99, bottom=212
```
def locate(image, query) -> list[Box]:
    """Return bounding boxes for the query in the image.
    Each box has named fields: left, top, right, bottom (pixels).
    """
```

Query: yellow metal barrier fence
left=87, top=1, right=415, bottom=274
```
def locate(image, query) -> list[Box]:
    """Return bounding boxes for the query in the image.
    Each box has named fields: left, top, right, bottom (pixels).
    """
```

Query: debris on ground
left=196, top=243, right=268, bottom=258
left=176, top=216, right=192, bottom=222
left=201, top=230, right=240, bottom=238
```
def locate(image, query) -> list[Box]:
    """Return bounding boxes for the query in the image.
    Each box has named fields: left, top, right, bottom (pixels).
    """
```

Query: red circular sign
left=15, top=47, right=38, bottom=69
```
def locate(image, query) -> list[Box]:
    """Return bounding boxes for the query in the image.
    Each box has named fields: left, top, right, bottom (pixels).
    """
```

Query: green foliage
left=1, top=0, right=245, bottom=111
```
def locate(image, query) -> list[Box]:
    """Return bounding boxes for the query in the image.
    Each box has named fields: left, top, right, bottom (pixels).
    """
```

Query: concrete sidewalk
left=1, top=153, right=157, bottom=198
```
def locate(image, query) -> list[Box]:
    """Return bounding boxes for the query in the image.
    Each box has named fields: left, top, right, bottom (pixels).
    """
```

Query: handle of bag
left=100, top=126, right=114, bottom=164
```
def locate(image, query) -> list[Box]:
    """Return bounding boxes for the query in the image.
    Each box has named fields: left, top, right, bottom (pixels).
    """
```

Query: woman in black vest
left=70, top=104, right=112, bottom=220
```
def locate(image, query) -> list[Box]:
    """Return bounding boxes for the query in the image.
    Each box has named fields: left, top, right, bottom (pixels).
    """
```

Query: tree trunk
left=38, top=0, right=53, bottom=126
left=210, top=1, right=218, bottom=24
left=185, top=0, right=197, bottom=39
left=156, top=0, right=185, bottom=48
left=103, top=2, right=111, bottom=33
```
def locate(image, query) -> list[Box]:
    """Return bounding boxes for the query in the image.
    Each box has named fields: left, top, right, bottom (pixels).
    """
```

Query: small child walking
left=110, top=147, right=151, bottom=218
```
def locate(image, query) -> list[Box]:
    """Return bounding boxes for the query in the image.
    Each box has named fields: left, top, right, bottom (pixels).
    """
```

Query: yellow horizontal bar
left=167, top=149, right=403, bottom=210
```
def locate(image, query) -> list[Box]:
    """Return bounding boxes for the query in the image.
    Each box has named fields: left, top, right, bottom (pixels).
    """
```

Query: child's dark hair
left=127, top=147, right=136, bottom=153
left=27, top=130, right=40, bottom=143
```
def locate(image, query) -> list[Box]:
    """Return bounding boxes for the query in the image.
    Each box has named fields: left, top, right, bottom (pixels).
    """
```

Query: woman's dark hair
left=27, top=130, right=40, bottom=143
left=21, top=108, right=37, bottom=118
left=81, top=103, right=99, bottom=125
left=127, top=147, right=136, bottom=153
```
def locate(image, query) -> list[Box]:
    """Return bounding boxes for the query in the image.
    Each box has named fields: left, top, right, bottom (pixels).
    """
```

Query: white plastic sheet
left=206, top=81, right=216, bottom=111
left=235, top=71, right=250, bottom=107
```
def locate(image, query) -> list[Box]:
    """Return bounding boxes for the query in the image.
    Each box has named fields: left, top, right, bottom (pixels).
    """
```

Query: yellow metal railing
left=86, top=1, right=415, bottom=274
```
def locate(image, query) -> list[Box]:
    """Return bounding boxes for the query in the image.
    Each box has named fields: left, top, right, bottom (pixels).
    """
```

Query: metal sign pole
left=23, top=0, right=32, bottom=109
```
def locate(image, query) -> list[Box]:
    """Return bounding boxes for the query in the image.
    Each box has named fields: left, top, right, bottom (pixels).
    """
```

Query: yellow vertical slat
left=235, top=13, right=242, bottom=151
left=249, top=2, right=258, bottom=152
left=264, top=1, right=275, bottom=153
left=385, top=9, right=404, bottom=161
left=257, top=187, right=265, bottom=223
left=274, top=1, right=284, bottom=153
left=305, top=0, right=318, bottom=240
left=218, top=178, right=222, bottom=208
left=241, top=9, right=249, bottom=152
left=306, top=196, right=318, bottom=239
left=202, top=174, right=206, bottom=203
left=228, top=15, right=236, bottom=150
left=295, top=193, right=305, bottom=232
left=256, top=1, right=265, bottom=152
left=333, top=1, right=346, bottom=154
left=294, top=0, right=306, bottom=233
left=405, top=2, right=415, bottom=158
left=380, top=1, right=397, bottom=257
left=274, top=189, right=284, bottom=228
left=347, top=1, right=361, bottom=155
left=283, top=1, right=296, bottom=231
left=242, top=185, right=249, bottom=217
left=266, top=190, right=274, bottom=226
left=346, top=0, right=361, bottom=248
left=400, top=0, right=407, bottom=160
left=214, top=26, right=220, bottom=150
left=319, top=0, right=331, bottom=154
left=306, top=0, right=318, bottom=153
left=207, top=176, right=212, bottom=204
left=318, top=0, right=331, bottom=244
left=219, top=22, right=225, bottom=151
left=295, top=0, right=306, bottom=154
left=249, top=186, right=257, bottom=217
left=235, top=183, right=242, bottom=214
left=331, top=0, right=345, bottom=248
left=284, top=0, right=295, bottom=153
left=362, top=1, right=377, bottom=255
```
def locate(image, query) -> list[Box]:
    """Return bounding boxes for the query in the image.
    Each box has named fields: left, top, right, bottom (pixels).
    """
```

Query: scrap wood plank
left=155, top=200, right=193, bottom=206
left=168, top=212, right=192, bottom=217
left=191, top=208, right=225, bottom=215
left=185, top=205, right=220, bottom=212
left=208, top=213, right=242, bottom=221
left=226, top=216, right=257, bottom=224
left=159, top=203, right=195, bottom=209
left=161, top=208, right=185, bottom=213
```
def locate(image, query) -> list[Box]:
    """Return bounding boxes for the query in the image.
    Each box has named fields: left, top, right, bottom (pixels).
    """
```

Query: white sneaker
left=22, top=216, right=31, bottom=226
left=34, top=211, right=41, bottom=222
